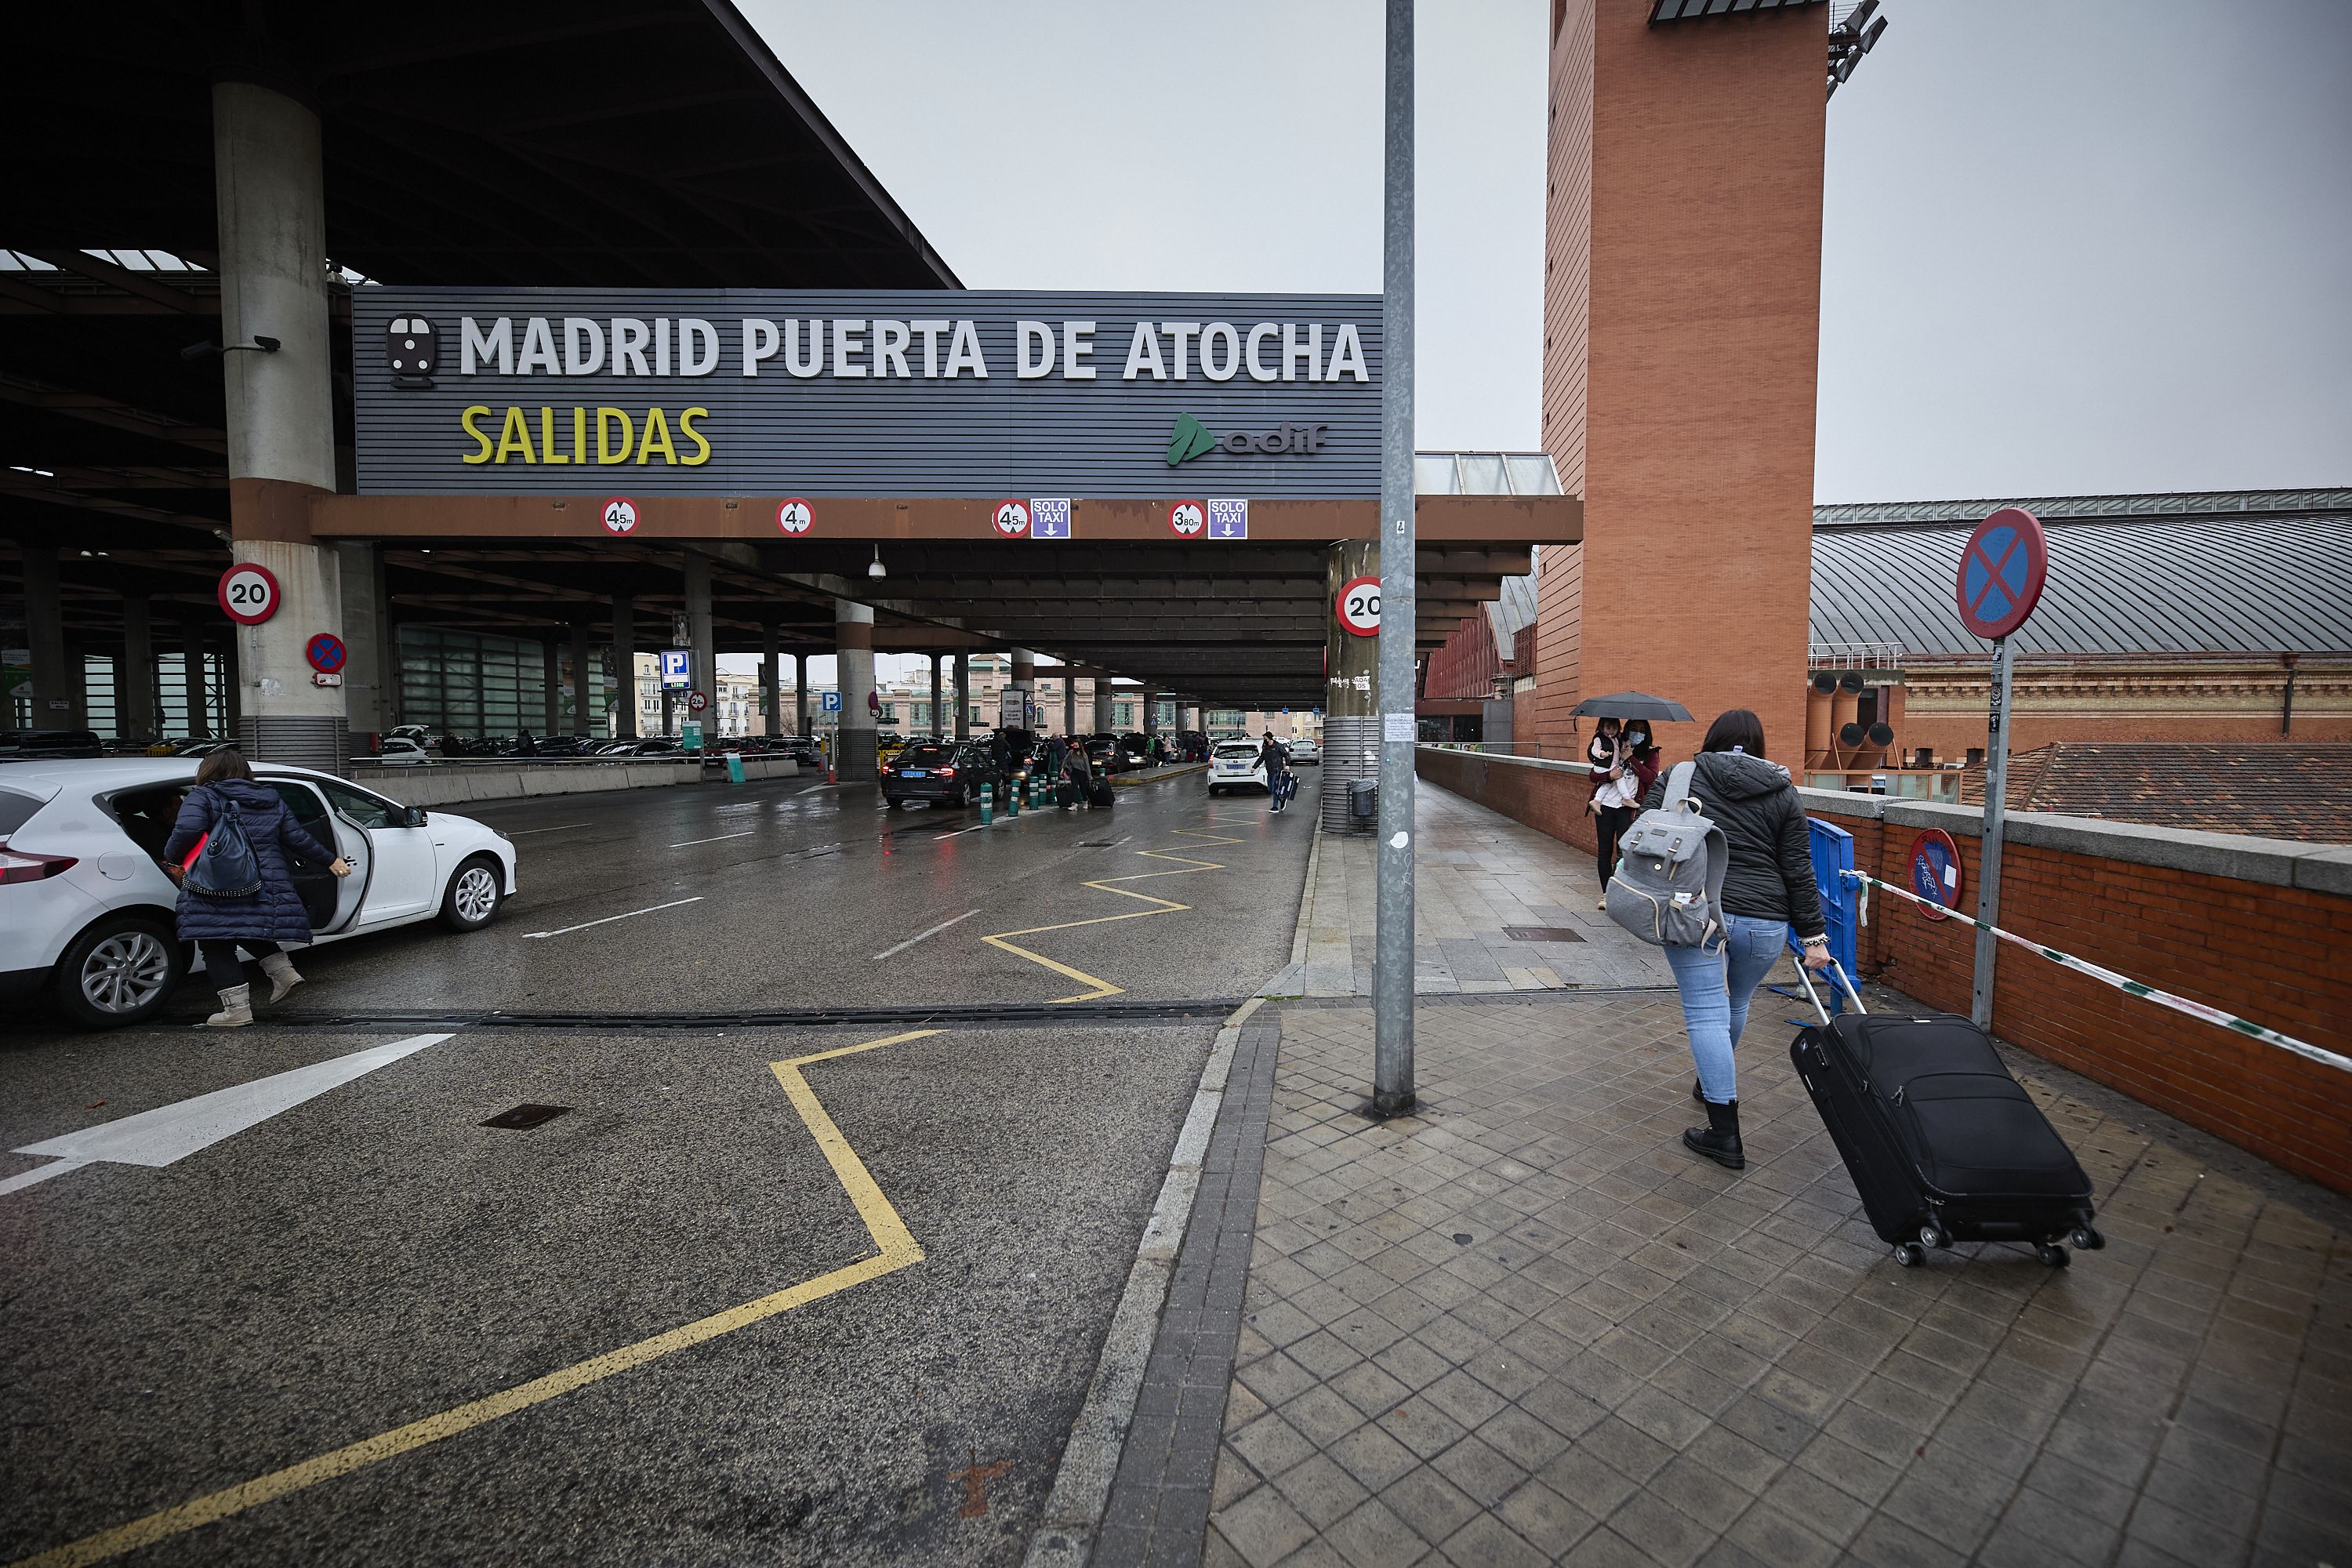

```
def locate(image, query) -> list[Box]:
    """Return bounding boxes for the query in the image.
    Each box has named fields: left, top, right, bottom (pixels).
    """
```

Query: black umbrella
left=1570, top=691, right=1693, bottom=722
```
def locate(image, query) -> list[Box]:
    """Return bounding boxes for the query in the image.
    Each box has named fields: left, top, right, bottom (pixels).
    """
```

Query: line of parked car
left=370, top=728, right=826, bottom=767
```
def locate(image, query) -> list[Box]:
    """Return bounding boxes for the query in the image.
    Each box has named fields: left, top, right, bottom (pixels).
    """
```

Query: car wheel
left=53, top=914, right=183, bottom=1029
left=440, top=855, right=504, bottom=931
left=885, top=795, right=904, bottom=810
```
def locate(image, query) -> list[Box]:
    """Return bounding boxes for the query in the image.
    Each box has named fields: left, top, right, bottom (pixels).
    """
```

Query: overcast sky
left=746, top=0, right=2349, bottom=508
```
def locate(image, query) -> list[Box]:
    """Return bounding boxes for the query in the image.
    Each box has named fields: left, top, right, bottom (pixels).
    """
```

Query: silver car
left=0, top=759, right=519, bottom=1029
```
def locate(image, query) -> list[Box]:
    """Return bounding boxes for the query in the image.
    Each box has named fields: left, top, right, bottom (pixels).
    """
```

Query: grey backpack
left=1604, top=761, right=1728, bottom=948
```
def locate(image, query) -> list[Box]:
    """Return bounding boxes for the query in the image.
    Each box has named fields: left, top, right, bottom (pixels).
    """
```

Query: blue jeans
left=1662, top=912, right=1790, bottom=1105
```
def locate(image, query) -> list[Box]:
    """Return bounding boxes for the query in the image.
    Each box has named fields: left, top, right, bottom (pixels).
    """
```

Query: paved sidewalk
left=1188, top=986, right=2352, bottom=1568
left=1276, top=787, right=1673, bottom=999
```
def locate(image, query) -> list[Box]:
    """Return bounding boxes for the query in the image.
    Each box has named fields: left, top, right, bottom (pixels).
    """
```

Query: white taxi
left=1206, top=740, right=1269, bottom=797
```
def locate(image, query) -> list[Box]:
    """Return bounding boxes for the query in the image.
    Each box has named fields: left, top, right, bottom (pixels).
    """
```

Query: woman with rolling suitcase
left=1636, top=710, right=1831, bottom=1171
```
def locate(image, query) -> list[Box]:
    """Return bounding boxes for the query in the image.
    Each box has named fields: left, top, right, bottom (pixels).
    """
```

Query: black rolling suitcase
left=1088, top=778, right=1115, bottom=809
left=1789, top=964, right=2103, bottom=1269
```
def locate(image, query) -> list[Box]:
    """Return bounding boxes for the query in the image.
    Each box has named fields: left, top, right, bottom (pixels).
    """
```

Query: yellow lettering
left=495, top=405, right=535, bottom=464
left=678, top=407, right=710, bottom=466
left=596, top=407, right=634, bottom=464
left=460, top=405, right=493, bottom=464
left=539, top=407, right=569, bottom=464
left=573, top=405, right=588, bottom=464
left=637, top=407, right=677, bottom=465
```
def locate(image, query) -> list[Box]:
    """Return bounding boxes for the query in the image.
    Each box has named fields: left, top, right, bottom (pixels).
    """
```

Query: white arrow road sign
left=1, top=1032, right=453, bottom=1196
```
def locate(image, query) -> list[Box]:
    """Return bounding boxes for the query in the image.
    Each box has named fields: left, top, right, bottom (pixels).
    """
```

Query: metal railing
left=1807, top=641, right=1905, bottom=670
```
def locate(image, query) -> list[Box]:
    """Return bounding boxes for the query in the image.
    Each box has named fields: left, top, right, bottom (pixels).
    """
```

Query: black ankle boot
left=1692, top=1077, right=1704, bottom=1102
left=1682, top=1099, right=1745, bottom=1170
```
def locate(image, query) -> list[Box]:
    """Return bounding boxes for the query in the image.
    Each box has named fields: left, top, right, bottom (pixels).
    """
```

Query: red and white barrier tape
left=1841, top=869, right=2350, bottom=1076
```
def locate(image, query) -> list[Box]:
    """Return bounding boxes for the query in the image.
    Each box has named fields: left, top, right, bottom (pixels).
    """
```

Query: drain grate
left=482, top=1103, right=572, bottom=1130
left=1079, top=840, right=1116, bottom=847
left=1503, top=926, right=1586, bottom=943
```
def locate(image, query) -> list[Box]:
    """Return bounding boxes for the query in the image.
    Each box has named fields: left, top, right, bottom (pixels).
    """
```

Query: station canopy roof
left=4, top=3, right=1565, bottom=711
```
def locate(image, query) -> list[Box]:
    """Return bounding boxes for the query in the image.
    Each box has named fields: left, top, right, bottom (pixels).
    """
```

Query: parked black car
left=1114, top=732, right=1153, bottom=768
left=882, top=741, right=1000, bottom=808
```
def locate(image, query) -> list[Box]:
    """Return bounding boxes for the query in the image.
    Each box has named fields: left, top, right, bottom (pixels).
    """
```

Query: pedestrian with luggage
left=1060, top=738, right=1093, bottom=810
left=1258, top=731, right=1292, bottom=813
left=1636, top=709, right=1830, bottom=1170
left=162, top=750, right=353, bottom=1028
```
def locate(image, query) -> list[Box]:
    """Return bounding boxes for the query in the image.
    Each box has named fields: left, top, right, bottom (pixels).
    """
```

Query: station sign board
left=352, top=289, right=1381, bottom=499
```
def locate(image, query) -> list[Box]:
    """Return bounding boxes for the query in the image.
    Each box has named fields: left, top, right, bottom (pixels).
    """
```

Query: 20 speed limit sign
left=217, top=563, right=282, bottom=625
left=1337, top=575, right=1381, bottom=637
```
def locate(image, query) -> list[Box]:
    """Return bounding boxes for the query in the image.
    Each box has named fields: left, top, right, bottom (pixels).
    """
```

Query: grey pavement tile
left=1211, top=1485, right=1319, bottom=1568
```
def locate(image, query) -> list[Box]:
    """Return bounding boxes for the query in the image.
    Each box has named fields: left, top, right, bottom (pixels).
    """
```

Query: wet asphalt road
left=0, top=772, right=1314, bottom=1566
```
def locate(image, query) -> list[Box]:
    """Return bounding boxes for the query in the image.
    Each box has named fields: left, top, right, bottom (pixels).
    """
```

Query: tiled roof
left=1958, top=742, right=2352, bottom=845
left=1809, top=490, right=2352, bottom=656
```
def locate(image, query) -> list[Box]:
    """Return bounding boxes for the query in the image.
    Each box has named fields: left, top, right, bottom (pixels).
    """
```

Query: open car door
left=262, top=779, right=371, bottom=934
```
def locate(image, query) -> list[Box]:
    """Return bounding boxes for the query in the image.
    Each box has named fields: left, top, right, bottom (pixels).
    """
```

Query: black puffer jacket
left=1641, top=751, right=1825, bottom=938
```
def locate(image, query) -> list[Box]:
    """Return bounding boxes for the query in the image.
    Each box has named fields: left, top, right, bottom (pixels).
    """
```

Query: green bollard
left=1007, top=771, right=1021, bottom=816
left=980, top=783, right=993, bottom=824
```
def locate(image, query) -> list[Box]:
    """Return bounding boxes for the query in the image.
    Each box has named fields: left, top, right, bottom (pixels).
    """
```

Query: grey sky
left=746, top=0, right=2348, bottom=510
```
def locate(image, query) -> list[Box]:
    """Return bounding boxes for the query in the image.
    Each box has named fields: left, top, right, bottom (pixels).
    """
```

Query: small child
left=1585, top=721, right=1624, bottom=815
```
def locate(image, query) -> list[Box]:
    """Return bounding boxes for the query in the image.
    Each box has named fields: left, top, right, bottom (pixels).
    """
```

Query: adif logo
left=1165, top=412, right=1330, bottom=466
left=388, top=317, right=438, bottom=388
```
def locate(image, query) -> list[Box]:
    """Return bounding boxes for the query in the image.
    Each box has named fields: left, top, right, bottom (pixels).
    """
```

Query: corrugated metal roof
left=1809, top=495, right=2352, bottom=655
left=1415, top=452, right=1565, bottom=496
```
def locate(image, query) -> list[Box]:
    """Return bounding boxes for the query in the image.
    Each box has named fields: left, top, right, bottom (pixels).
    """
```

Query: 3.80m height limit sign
left=1337, top=575, right=1381, bottom=637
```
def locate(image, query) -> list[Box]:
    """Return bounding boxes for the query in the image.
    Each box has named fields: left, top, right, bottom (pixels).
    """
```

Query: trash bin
left=1348, top=779, right=1378, bottom=828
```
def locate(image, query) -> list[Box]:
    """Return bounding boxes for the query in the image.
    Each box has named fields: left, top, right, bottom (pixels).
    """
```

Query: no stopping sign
left=1336, top=575, right=1381, bottom=637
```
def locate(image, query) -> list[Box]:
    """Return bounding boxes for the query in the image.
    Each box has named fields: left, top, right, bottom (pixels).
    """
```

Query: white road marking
left=520, top=897, right=704, bottom=939
left=5, top=1033, right=452, bottom=1194
left=934, top=822, right=991, bottom=838
left=871, top=908, right=984, bottom=960
left=670, top=831, right=754, bottom=848
left=797, top=784, right=829, bottom=794
left=503, top=822, right=590, bottom=836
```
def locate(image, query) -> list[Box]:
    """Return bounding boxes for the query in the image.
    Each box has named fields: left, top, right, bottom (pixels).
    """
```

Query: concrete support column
left=1094, top=683, right=1116, bottom=735
left=20, top=548, right=78, bottom=730
left=611, top=594, right=637, bottom=737
left=1007, top=648, right=1036, bottom=731
left=541, top=641, right=560, bottom=736
left=121, top=594, right=156, bottom=740
left=1141, top=689, right=1160, bottom=736
left=1322, top=539, right=1381, bottom=830
left=1063, top=673, right=1077, bottom=735
left=761, top=623, right=781, bottom=737
left=216, top=78, right=346, bottom=773
left=219, top=630, right=241, bottom=735
left=835, top=599, right=877, bottom=780
left=569, top=619, right=593, bottom=737
left=333, top=543, right=391, bottom=739
left=794, top=651, right=811, bottom=737
left=684, top=552, right=716, bottom=748
left=953, top=652, right=971, bottom=740
left=929, top=653, right=945, bottom=739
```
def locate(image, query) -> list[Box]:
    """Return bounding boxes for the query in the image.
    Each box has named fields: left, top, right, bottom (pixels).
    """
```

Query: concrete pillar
left=762, top=623, right=781, bottom=737
left=611, top=593, right=637, bottom=737
left=333, top=542, right=390, bottom=739
left=953, top=652, right=971, bottom=740
left=121, top=593, right=156, bottom=740
left=181, top=626, right=207, bottom=736
left=218, top=630, right=241, bottom=736
left=541, top=641, right=560, bottom=736
left=1063, top=673, right=1078, bottom=735
left=20, top=548, right=78, bottom=730
left=569, top=619, right=593, bottom=737
left=794, top=651, right=811, bottom=737
left=684, top=552, right=716, bottom=748
left=1094, top=682, right=1116, bottom=735
left=929, top=653, right=945, bottom=739
left=215, top=78, right=347, bottom=773
left=1141, top=689, right=1159, bottom=736
left=1323, top=539, right=1381, bottom=830
left=1007, top=648, right=1036, bottom=731
left=835, top=600, right=877, bottom=779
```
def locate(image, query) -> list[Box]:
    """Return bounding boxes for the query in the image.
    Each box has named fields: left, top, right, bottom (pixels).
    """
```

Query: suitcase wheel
left=1919, top=1221, right=1953, bottom=1250
left=2036, top=1243, right=2071, bottom=1268
left=1893, top=1243, right=1927, bottom=1268
left=2069, top=1225, right=2105, bottom=1251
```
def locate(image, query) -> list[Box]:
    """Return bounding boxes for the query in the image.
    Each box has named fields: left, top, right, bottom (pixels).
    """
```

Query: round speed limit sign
left=777, top=498, right=814, bottom=535
left=1167, top=499, right=1207, bottom=539
left=688, top=690, right=710, bottom=712
left=217, top=563, right=281, bottom=626
left=1337, top=575, right=1381, bottom=637
left=601, top=496, right=640, bottom=535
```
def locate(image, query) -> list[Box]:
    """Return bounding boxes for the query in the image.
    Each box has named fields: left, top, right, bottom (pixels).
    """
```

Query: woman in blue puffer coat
left=162, top=750, right=350, bottom=1027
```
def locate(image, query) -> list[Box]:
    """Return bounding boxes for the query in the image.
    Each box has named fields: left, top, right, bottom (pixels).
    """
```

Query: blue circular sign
left=305, top=633, right=348, bottom=674
left=1908, top=829, right=1963, bottom=921
left=1956, top=506, right=2049, bottom=640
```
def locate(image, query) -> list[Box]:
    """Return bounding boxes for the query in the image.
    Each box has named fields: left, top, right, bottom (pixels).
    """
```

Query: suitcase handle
left=1792, top=957, right=1868, bottom=1025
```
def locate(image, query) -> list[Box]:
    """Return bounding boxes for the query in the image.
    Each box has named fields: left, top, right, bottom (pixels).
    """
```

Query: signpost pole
left=1372, top=0, right=1416, bottom=1116
left=1971, top=634, right=2015, bottom=1028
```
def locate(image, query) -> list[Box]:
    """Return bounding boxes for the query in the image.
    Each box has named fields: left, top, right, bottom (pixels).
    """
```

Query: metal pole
left=1373, top=0, right=1417, bottom=1116
left=1970, top=634, right=2014, bottom=1028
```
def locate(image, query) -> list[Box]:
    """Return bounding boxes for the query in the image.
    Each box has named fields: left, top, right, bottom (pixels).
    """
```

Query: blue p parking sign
left=822, top=691, right=843, bottom=713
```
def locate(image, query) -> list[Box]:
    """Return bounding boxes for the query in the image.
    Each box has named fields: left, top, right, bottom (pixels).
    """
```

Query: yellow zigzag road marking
left=13, top=1032, right=940, bottom=1568
left=981, top=816, right=1250, bottom=1003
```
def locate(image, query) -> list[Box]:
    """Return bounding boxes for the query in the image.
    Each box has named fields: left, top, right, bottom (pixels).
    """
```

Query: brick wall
left=1417, top=746, right=2352, bottom=1196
